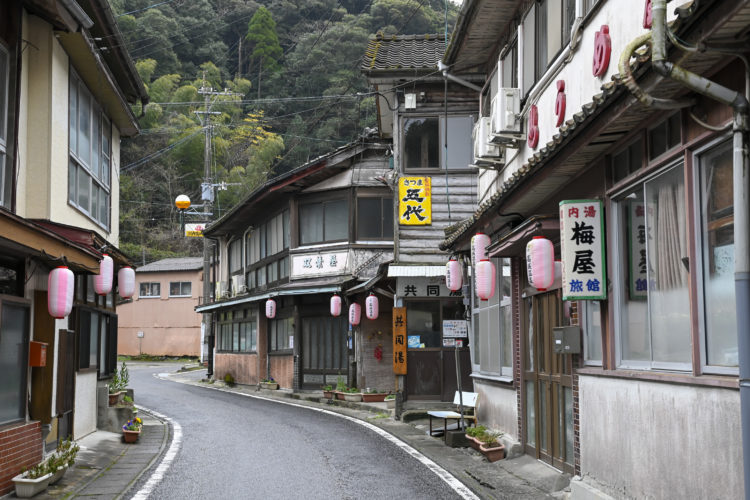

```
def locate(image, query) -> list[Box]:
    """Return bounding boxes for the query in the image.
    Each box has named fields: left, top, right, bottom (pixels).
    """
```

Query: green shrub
left=223, top=373, right=235, bottom=386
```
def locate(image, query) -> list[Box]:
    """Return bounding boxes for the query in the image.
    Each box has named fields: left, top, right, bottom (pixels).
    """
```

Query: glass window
left=699, top=140, right=736, bottom=368
left=357, top=197, right=394, bottom=240
left=445, top=116, right=474, bottom=169
left=229, top=239, right=242, bottom=273
left=581, top=301, right=603, bottom=365
left=69, top=70, right=111, bottom=229
left=404, top=117, right=439, bottom=169
left=501, top=37, right=518, bottom=89
left=471, top=258, right=512, bottom=376
left=0, top=43, right=9, bottom=208
left=300, top=199, right=349, bottom=245
left=612, top=138, right=644, bottom=184
left=139, top=282, right=161, bottom=298
left=648, top=113, right=681, bottom=160
left=616, top=164, right=690, bottom=369
left=169, top=282, right=191, bottom=297
left=270, top=316, right=293, bottom=351
left=0, top=301, right=29, bottom=424
left=406, top=301, right=441, bottom=348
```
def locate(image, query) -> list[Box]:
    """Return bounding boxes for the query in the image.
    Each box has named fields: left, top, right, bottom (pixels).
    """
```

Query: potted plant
left=384, top=394, right=396, bottom=409
left=334, top=376, right=347, bottom=399
left=48, top=438, right=79, bottom=485
left=474, top=428, right=505, bottom=462
left=322, top=385, right=334, bottom=399
left=361, top=388, right=388, bottom=403
left=260, top=377, right=279, bottom=390
left=122, top=417, right=143, bottom=443
left=12, top=461, right=53, bottom=498
left=108, top=362, right=130, bottom=405
left=343, top=387, right=362, bottom=402
left=465, top=425, right=487, bottom=451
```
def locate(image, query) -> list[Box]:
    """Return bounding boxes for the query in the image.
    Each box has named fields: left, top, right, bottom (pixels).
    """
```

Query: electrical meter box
left=29, top=341, right=48, bottom=367
left=553, top=326, right=581, bottom=354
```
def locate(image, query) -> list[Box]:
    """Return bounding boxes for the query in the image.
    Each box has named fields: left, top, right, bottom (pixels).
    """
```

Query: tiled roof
left=440, top=79, right=623, bottom=250
left=137, top=257, right=204, bottom=273
left=362, top=33, right=447, bottom=72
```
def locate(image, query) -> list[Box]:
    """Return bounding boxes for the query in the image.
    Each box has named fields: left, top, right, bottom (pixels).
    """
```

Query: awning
left=32, top=220, right=133, bottom=268
left=195, top=276, right=352, bottom=313
left=387, top=265, right=445, bottom=277
left=488, top=216, right=560, bottom=258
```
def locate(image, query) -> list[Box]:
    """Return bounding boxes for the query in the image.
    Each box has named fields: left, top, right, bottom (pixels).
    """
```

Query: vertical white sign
left=560, top=200, right=606, bottom=300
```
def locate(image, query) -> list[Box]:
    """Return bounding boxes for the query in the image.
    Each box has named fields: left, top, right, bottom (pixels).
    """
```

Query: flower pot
left=361, top=393, right=387, bottom=403
left=385, top=398, right=395, bottom=409
left=343, top=393, right=362, bottom=402
left=12, top=472, right=53, bottom=498
left=108, top=391, right=122, bottom=406
left=478, top=442, right=505, bottom=462
left=465, top=435, right=481, bottom=451
left=260, top=382, right=279, bottom=390
left=322, top=390, right=334, bottom=399
left=49, top=465, right=68, bottom=485
left=123, top=429, right=141, bottom=443
left=335, top=391, right=346, bottom=400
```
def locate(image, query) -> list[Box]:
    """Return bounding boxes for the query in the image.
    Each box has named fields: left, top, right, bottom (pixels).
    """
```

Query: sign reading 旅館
left=559, top=200, right=606, bottom=301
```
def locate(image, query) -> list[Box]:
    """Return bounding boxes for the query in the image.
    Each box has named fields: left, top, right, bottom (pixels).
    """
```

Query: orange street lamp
left=175, top=195, right=191, bottom=236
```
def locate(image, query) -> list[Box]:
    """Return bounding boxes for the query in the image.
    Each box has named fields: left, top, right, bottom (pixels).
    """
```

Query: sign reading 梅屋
left=185, top=223, right=205, bottom=237
left=398, top=176, right=431, bottom=225
left=291, top=251, right=348, bottom=278
left=559, top=200, right=606, bottom=300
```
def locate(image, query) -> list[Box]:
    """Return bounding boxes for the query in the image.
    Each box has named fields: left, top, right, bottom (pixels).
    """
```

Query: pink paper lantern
left=118, top=267, right=136, bottom=299
left=94, top=254, right=113, bottom=295
left=48, top=266, right=74, bottom=319
left=265, top=298, right=276, bottom=319
left=330, top=294, right=342, bottom=317
left=475, top=259, right=496, bottom=301
left=526, top=236, right=555, bottom=291
left=471, top=233, right=490, bottom=266
left=365, top=293, right=379, bottom=320
left=445, top=258, right=463, bottom=292
left=349, top=302, right=361, bottom=326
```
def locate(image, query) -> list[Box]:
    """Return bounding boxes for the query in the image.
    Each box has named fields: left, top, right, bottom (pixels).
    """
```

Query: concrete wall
left=73, top=372, right=97, bottom=439
left=356, top=296, right=395, bottom=393
left=474, top=380, right=518, bottom=440
left=578, top=376, right=743, bottom=499
left=215, top=353, right=261, bottom=386
left=117, top=269, right=202, bottom=356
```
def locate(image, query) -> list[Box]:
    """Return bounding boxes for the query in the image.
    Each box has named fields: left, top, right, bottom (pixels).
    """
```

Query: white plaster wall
left=482, top=0, right=679, bottom=206
left=73, top=372, right=97, bottom=439
left=578, top=376, right=743, bottom=500
left=474, top=380, right=518, bottom=441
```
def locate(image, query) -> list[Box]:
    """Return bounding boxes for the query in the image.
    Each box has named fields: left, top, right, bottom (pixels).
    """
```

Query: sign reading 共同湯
left=392, top=307, right=407, bottom=374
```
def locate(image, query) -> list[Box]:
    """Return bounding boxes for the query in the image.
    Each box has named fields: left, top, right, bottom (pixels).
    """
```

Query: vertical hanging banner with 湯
left=392, top=307, right=407, bottom=374
left=398, top=177, right=431, bottom=225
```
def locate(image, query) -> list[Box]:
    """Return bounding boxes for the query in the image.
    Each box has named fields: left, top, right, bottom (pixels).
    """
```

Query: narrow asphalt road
left=127, top=362, right=463, bottom=500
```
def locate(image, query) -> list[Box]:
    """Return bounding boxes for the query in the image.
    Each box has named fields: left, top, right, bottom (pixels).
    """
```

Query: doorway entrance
left=522, top=290, right=574, bottom=473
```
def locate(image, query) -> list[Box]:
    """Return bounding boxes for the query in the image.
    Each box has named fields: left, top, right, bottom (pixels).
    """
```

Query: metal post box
left=553, top=326, right=581, bottom=354
left=29, top=341, right=48, bottom=367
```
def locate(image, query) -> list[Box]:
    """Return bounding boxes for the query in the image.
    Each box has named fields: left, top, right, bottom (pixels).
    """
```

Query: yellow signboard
left=185, top=223, right=205, bottom=237
left=398, top=176, right=431, bottom=225
left=392, top=307, right=407, bottom=375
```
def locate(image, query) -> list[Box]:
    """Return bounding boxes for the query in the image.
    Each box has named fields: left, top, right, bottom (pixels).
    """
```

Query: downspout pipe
left=651, top=2, right=750, bottom=499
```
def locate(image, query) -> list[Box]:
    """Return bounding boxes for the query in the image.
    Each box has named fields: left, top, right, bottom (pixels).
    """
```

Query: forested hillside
left=111, top=0, right=458, bottom=263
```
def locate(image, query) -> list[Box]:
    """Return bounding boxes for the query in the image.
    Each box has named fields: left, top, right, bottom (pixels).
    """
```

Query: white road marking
left=158, top=373, right=480, bottom=500
left=129, top=405, right=182, bottom=500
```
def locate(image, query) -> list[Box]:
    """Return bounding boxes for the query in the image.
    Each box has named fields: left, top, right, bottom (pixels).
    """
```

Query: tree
left=246, top=7, right=283, bottom=99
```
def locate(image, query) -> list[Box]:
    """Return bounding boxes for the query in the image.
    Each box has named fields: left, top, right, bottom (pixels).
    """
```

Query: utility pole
left=195, top=79, right=241, bottom=377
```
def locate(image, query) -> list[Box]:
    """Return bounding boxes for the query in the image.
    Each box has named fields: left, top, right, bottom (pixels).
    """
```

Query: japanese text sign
left=398, top=177, right=432, bottom=225
left=291, top=251, right=348, bottom=279
left=396, top=277, right=462, bottom=299
left=392, top=307, right=407, bottom=375
left=442, top=320, right=468, bottom=338
left=185, top=223, right=204, bottom=237
left=560, top=200, right=606, bottom=300
left=628, top=200, right=648, bottom=299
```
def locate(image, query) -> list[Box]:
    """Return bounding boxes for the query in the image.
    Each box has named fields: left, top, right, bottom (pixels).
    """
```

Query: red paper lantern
left=94, top=254, right=113, bottom=295
left=365, top=293, right=379, bottom=320
left=118, top=267, right=136, bottom=299
left=330, top=294, right=342, bottom=317
left=475, top=259, right=496, bottom=301
left=526, top=236, right=555, bottom=291
left=265, top=298, right=276, bottom=319
left=445, top=258, right=463, bottom=291
left=349, top=302, right=361, bottom=326
left=48, top=266, right=74, bottom=319
left=471, top=233, right=490, bottom=266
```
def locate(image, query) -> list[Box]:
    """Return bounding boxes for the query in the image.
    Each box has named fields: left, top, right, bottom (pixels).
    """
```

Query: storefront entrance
left=300, top=315, right=348, bottom=387
left=522, top=290, right=574, bottom=473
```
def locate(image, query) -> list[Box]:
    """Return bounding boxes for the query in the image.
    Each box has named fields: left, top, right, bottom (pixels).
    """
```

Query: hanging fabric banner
left=560, top=200, right=607, bottom=300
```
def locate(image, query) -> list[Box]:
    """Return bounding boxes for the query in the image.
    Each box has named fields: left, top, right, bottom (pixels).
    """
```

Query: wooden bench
left=427, top=391, right=479, bottom=442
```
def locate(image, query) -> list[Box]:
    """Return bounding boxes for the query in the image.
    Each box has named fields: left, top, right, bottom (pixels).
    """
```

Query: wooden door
left=522, top=290, right=574, bottom=473
left=56, top=329, right=76, bottom=440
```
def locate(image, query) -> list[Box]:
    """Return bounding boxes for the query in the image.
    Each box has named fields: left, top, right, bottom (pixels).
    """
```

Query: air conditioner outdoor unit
left=472, top=117, right=505, bottom=167
left=491, top=88, right=524, bottom=145
left=215, top=281, right=228, bottom=300
left=231, top=275, right=246, bottom=295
